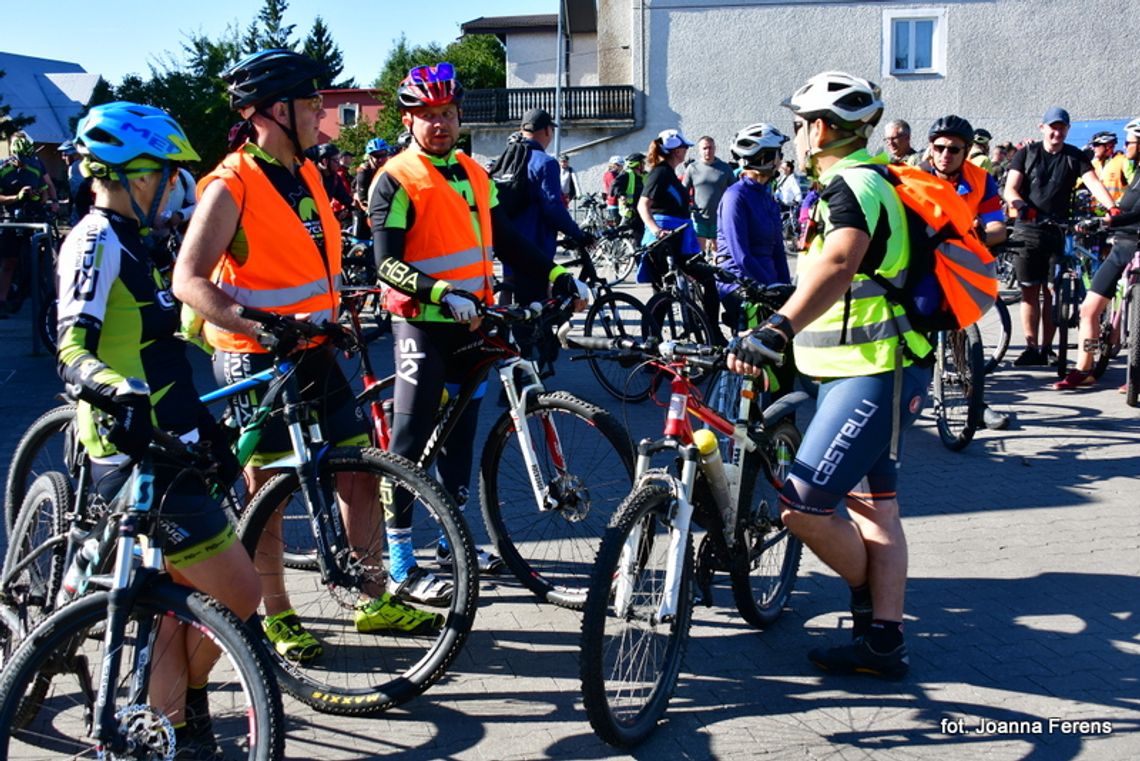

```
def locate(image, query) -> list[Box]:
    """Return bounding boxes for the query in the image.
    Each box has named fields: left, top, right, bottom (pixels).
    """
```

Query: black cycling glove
left=106, top=387, right=153, bottom=457
left=730, top=314, right=794, bottom=368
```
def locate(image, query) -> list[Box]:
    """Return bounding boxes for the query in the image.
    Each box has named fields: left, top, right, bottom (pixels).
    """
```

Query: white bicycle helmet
left=1125, top=117, right=1140, bottom=140
left=782, top=71, right=884, bottom=138
left=730, top=123, right=788, bottom=171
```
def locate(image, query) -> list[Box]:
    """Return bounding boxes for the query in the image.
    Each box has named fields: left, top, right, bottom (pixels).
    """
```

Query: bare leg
left=844, top=495, right=907, bottom=621
left=1020, top=283, right=1041, bottom=347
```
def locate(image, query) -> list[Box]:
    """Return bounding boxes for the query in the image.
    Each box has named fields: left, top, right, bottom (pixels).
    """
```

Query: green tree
left=257, top=0, right=297, bottom=50
left=334, top=112, right=386, bottom=160
left=0, top=71, right=35, bottom=142
left=304, top=16, right=355, bottom=89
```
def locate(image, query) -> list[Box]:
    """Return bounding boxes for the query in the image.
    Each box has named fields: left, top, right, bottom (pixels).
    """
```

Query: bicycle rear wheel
left=579, top=483, right=693, bottom=748
left=5, top=404, right=79, bottom=533
left=933, top=326, right=985, bottom=452
left=1091, top=304, right=1115, bottom=380
left=0, top=583, right=284, bottom=760
left=237, top=447, right=476, bottom=714
left=1054, top=275, right=1076, bottom=377
left=583, top=291, right=654, bottom=402
left=730, top=420, right=803, bottom=628
left=644, top=292, right=714, bottom=384
left=1128, top=284, right=1140, bottom=407
left=480, top=392, right=634, bottom=609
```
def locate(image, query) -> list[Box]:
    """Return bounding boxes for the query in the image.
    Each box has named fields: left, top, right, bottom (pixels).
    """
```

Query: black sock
left=185, top=683, right=211, bottom=738
left=866, top=619, right=904, bottom=652
left=849, top=584, right=873, bottom=638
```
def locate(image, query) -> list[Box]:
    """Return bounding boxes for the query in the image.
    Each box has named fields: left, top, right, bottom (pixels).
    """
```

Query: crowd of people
left=4, top=50, right=1139, bottom=758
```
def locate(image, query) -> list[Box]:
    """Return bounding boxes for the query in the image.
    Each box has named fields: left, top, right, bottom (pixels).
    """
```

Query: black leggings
left=388, top=321, right=488, bottom=527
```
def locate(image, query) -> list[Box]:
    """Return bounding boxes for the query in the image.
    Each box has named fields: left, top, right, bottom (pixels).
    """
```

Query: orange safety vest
left=957, top=159, right=988, bottom=216
left=1095, top=153, right=1129, bottom=202
left=199, top=150, right=342, bottom=353
left=380, top=150, right=495, bottom=316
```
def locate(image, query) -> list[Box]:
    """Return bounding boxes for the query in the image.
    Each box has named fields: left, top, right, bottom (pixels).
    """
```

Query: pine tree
left=303, top=16, right=355, bottom=89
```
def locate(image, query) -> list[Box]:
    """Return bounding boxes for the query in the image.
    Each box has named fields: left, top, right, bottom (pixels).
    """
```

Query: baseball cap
left=1042, top=107, right=1071, bottom=126
left=521, top=108, right=557, bottom=131
left=658, top=128, right=694, bottom=151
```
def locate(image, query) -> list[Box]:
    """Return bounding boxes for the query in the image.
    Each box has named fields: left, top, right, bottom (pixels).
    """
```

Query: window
left=882, top=8, right=947, bottom=77
left=339, top=103, right=358, bottom=127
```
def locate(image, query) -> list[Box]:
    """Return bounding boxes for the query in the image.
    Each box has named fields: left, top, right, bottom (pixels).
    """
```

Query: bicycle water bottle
left=692, top=429, right=736, bottom=542
left=57, top=534, right=103, bottom=607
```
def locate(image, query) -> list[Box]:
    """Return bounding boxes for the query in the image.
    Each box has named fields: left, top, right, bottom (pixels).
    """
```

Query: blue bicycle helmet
left=76, top=102, right=200, bottom=169
left=365, top=137, right=390, bottom=156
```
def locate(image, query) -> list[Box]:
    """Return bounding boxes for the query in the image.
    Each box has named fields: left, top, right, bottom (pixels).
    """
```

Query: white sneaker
left=387, top=566, right=453, bottom=606
left=435, top=545, right=506, bottom=575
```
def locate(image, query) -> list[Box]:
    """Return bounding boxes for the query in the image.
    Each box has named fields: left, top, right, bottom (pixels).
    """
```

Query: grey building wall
left=537, top=0, right=1138, bottom=197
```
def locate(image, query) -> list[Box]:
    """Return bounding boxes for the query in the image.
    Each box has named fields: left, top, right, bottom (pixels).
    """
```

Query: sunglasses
left=930, top=143, right=964, bottom=155
left=408, top=62, right=455, bottom=84
left=792, top=119, right=807, bottom=134
left=281, top=93, right=323, bottom=113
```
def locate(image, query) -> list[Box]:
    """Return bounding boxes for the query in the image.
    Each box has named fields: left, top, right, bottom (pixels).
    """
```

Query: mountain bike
left=1086, top=233, right=1140, bottom=404
left=0, top=414, right=285, bottom=759
left=576, top=192, right=611, bottom=235
left=340, top=292, right=636, bottom=609
left=570, top=335, right=807, bottom=748
left=975, top=297, right=1011, bottom=375
left=588, top=225, right=639, bottom=285
left=3, top=310, right=478, bottom=716
left=931, top=324, right=986, bottom=451
left=1048, top=220, right=1101, bottom=378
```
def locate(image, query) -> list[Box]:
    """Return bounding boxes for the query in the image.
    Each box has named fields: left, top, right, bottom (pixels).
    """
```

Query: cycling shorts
left=213, top=346, right=369, bottom=467
left=692, top=218, right=717, bottom=240
left=90, top=459, right=236, bottom=570
left=1089, top=234, right=1138, bottom=299
left=780, top=364, right=931, bottom=516
left=1011, top=222, right=1064, bottom=286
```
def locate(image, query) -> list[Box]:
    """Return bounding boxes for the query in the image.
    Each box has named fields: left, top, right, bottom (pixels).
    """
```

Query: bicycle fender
left=761, top=391, right=810, bottom=428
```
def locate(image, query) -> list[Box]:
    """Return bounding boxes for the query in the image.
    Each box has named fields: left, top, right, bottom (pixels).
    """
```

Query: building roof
left=462, top=15, right=558, bottom=35
left=0, top=52, right=100, bottom=144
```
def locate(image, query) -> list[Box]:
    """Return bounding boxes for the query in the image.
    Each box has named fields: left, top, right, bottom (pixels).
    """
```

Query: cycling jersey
left=714, top=174, right=789, bottom=297
left=794, top=149, right=931, bottom=378
left=57, top=208, right=236, bottom=566
left=57, top=209, right=207, bottom=458
left=0, top=156, right=50, bottom=222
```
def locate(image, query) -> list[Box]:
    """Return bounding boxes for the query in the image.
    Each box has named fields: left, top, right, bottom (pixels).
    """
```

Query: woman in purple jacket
left=714, top=123, right=791, bottom=330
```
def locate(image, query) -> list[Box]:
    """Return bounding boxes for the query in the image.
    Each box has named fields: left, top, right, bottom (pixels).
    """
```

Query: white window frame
left=882, top=7, right=947, bottom=78
left=339, top=103, right=359, bottom=127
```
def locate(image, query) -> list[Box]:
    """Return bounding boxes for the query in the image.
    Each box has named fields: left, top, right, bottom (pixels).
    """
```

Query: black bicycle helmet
left=928, top=114, right=975, bottom=144
left=972, top=128, right=992, bottom=145
left=1091, top=130, right=1118, bottom=146
left=223, top=49, right=326, bottom=111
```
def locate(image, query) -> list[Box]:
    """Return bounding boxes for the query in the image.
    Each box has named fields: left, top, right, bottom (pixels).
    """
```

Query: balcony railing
left=463, top=86, right=637, bottom=126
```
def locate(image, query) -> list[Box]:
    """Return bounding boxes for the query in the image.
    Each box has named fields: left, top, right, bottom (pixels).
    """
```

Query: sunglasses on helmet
left=408, top=62, right=455, bottom=85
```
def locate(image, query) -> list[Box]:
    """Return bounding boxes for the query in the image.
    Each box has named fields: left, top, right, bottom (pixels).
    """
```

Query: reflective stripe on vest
left=795, top=310, right=916, bottom=347
left=199, top=150, right=342, bottom=354
left=381, top=151, right=495, bottom=307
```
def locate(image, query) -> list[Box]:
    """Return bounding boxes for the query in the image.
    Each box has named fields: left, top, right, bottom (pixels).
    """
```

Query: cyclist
left=0, top=131, right=56, bottom=316
left=58, top=101, right=261, bottom=759
left=729, top=72, right=933, bottom=680
left=921, top=115, right=1009, bottom=429
left=174, top=49, right=443, bottom=663
left=1003, top=107, right=1118, bottom=366
left=1089, top=130, right=1129, bottom=203
left=714, top=122, right=791, bottom=329
left=369, top=62, right=588, bottom=601
left=353, top=137, right=390, bottom=240
left=969, top=128, right=994, bottom=172
left=1054, top=117, right=1140, bottom=390
left=608, top=151, right=645, bottom=241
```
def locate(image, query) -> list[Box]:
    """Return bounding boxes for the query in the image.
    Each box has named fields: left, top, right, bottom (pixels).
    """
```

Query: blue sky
left=3, top=1, right=548, bottom=85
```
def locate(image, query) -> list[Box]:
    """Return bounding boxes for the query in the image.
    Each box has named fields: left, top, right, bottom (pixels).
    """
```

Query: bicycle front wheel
left=237, top=447, right=476, bottom=714
left=583, top=291, right=654, bottom=402
left=0, top=583, right=284, bottom=760
left=978, top=298, right=1011, bottom=375
left=730, top=420, right=803, bottom=628
left=644, top=292, right=715, bottom=385
left=1054, top=275, right=1077, bottom=377
left=480, top=392, right=634, bottom=608
left=5, top=404, right=78, bottom=533
left=933, top=326, right=985, bottom=452
left=579, top=483, right=693, bottom=748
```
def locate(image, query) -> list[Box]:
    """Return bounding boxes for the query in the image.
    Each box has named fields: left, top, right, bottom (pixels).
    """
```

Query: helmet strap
left=113, top=163, right=172, bottom=236
left=263, top=100, right=306, bottom=162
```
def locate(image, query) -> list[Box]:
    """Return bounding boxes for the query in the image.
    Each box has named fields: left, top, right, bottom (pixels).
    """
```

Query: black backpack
left=489, top=132, right=533, bottom=218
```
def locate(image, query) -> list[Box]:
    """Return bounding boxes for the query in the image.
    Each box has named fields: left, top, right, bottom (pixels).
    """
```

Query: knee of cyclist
left=780, top=501, right=834, bottom=538
left=227, top=571, right=263, bottom=621
left=1078, top=299, right=1104, bottom=322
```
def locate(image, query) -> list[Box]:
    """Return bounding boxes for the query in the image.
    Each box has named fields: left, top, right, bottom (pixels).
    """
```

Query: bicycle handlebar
left=238, top=305, right=361, bottom=355
left=565, top=333, right=723, bottom=370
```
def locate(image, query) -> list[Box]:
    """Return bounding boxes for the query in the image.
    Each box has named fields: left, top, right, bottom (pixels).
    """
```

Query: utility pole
left=553, top=0, right=566, bottom=156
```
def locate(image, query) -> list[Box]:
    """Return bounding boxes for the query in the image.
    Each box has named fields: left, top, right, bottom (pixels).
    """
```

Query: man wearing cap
left=969, top=129, right=994, bottom=172
left=602, top=155, right=624, bottom=223
left=504, top=107, right=593, bottom=371
left=1004, top=107, right=1118, bottom=367
left=558, top=154, right=579, bottom=207
left=682, top=135, right=735, bottom=253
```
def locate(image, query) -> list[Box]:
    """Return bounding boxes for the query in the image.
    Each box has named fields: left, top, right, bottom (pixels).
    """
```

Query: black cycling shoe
left=808, top=637, right=910, bottom=681
left=1013, top=347, right=1041, bottom=366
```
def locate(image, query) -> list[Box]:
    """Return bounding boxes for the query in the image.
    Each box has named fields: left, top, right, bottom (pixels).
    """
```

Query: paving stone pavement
left=1, top=290, right=1138, bottom=760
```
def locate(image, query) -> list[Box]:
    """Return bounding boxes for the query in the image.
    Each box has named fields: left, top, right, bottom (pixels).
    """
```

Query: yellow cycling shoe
left=262, top=609, right=323, bottom=662
left=354, top=592, right=445, bottom=635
